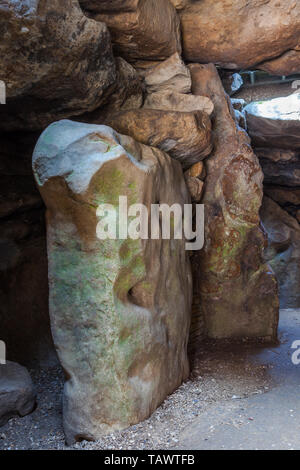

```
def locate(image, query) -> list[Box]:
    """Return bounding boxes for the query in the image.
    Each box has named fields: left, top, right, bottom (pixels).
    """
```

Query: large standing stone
left=32, top=120, right=192, bottom=444
left=0, top=362, right=36, bottom=427
left=0, top=0, right=116, bottom=131
left=180, top=0, right=300, bottom=75
left=261, top=197, right=300, bottom=308
left=90, top=0, right=181, bottom=63
left=188, top=64, right=279, bottom=346
left=245, top=95, right=300, bottom=150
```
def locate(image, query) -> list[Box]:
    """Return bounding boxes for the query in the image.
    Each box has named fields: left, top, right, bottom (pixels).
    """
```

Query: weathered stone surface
left=188, top=63, right=279, bottom=345
left=184, top=162, right=206, bottom=181
left=264, top=186, right=300, bottom=221
left=143, top=53, right=192, bottom=94
left=0, top=0, right=116, bottom=131
left=260, top=49, right=300, bottom=76
left=79, top=57, right=144, bottom=124
left=92, top=0, right=181, bottom=63
left=245, top=95, right=300, bottom=150
left=32, top=120, right=192, bottom=444
left=184, top=177, right=204, bottom=202
left=144, top=91, right=214, bottom=116
left=261, top=197, right=300, bottom=308
left=106, top=109, right=212, bottom=169
left=79, top=0, right=139, bottom=12
left=255, top=148, right=300, bottom=187
left=0, top=361, right=36, bottom=427
left=170, top=0, right=188, bottom=9
left=180, top=1, right=300, bottom=75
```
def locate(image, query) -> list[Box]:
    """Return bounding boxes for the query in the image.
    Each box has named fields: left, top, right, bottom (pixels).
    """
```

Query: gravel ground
left=234, top=81, right=294, bottom=104
left=0, top=340, right=273, bottom=451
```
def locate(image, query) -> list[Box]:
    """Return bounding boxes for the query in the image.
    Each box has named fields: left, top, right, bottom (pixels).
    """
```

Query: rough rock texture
left=0, top=0, right=116, bottom=131
left=0, top=361, right=36, bottom=427
left=106, top=109, right=212, bottom=169
left=78, top=57, right=144, bottom=124
left=144, top=91, right=214, bottom=116
left=260, top=49, right=300, bottom=76
left=245, top=95, right=300, bottom=150
left=264, top=186, right=300, bottom=221
left=188, top=63, right=279, bottom=346
left=180, top=0, right=300, bottom=75
left=79, top=0, right=139, bottom=12
left=261, top=197, right=300, bottom=308
left=91, top=0, right=181, bottom=63
left=255, top=148, right=300, bottom=187
left=32, top=120, right=192, bottom=444
left=0, top=132, right=55, bottom=366
left=143, top=53, right=192, bottom=95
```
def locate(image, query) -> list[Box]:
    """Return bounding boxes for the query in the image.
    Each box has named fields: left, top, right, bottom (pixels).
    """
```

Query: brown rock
left=79, top=0, right=139, bottom=12
left=260, top=49, right=300, bottom=76
left=185, top=177, right=204, bottom=202
left=106, top=108, right=212, bottom=169
left=144, top=91, right=214, bottom=116
left=184, top=162, right=205, bottom=180
left=79, top=57, right=144, bottom=124
left=92, top=0, right=181, bottom=63
left=0, top=0, right=116, bottom=131
left=143, top=53, right=192, bottom=94
left=261, top=197, right=300, bottom=308
left=255, top=148, right=300, bottom=188
left=170, top=0, right=188, bottom=9
left=180, top=1, right=300, bottom=75
left=32, top=119, right=192, bottom=444
left=188, top=63, right=279, bottom=346
left=245, top=95, right=300, bottom=150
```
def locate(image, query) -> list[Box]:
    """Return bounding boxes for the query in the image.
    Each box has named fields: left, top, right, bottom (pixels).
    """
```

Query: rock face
left=0, top=362, right=36, bottom=427
left=32, top=120, right=192, bottom=444
left=79, top=0, right=139, bottom=12
left=144, top=91, right=214, bottom=116
left=261, top=197, right=300, bottom=308
left=188, top=64, right=279, bottom=346
left=255, top=148, right=300, bottom=188
left=0, top=0, right=116, bottom=131
left=90, top=0, right=181, bottom=63
left=245, top=95, right=300, bottom=150
left=106, top=109, right=212, bottom=169
left=260, top=49, right=300, bottom=76
left=180, top=0, right=300, bottom=75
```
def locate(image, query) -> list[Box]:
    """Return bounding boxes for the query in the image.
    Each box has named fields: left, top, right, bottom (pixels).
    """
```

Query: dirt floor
left=234, top=81, right=294, bottom=104
left=1, top=309, right=298, bottom=451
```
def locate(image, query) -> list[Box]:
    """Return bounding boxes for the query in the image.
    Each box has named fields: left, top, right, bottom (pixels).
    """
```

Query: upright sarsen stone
left=32, top=120, right=192, bottom=444
left=188, top=64, right=279, bottom=346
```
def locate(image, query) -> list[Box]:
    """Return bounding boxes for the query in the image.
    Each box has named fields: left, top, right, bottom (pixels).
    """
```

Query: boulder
left=79, top=0, right=139, bottom=12
left=143, top=53, right=192, bottom=94
left=91, top=0, right=181, bottom=63
left=221, top=72, right=243, bottom=97
left=188, top=64, right=279, bottom=346
left=264, top=186, right=300, bottom=221
left=79, top=57, right=144, bottom=124
left=106, top=108, right=212, bottom=169
left=0, top=0, right=116, bottom=131
left=144, top=91, right=214, bottom=116
left=260, top=49, right=300, bottom=76
left=261, top=197, right=300, bottom=308
left=180, top=0, right=300, bottom=75
left=245, top=94, right=300, bottom=149
left=32, top=120, right=192, bottom=444
left=0, top=361, right=36, bottom=427
left=255, top=148, right=300, bottom=187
